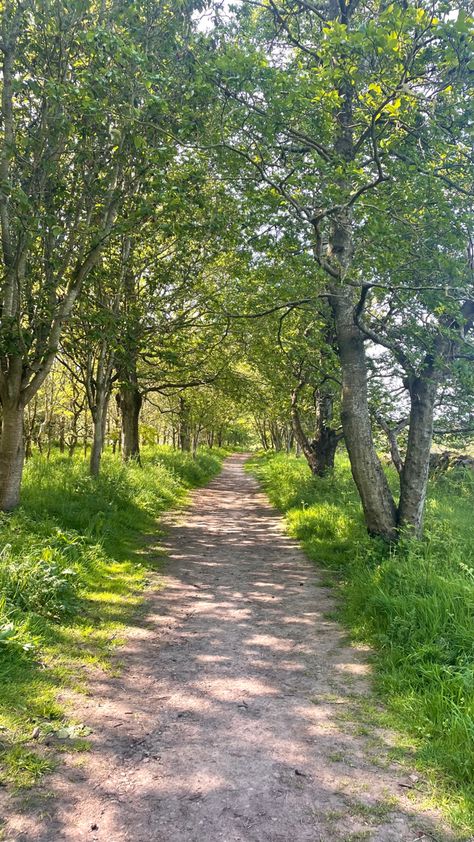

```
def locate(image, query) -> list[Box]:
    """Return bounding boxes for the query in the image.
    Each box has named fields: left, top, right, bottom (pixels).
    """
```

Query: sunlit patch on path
left=1, top=455, right=457, bottom=841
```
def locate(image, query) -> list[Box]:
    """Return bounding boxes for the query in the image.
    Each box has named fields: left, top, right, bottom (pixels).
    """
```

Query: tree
left=205, top=0, right=473, bottom=538
left=0, top=0, right=207, bottom=506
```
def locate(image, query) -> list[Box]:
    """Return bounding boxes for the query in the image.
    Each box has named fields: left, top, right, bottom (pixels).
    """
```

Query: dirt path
left=2, top=455, right=456, bottom=841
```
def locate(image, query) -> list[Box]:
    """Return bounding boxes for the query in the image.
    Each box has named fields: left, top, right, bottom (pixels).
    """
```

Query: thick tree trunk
left=313, top=427, right=338, bottom=474
left=0, top=401, right=25, bottom=511
left=118, top=386, right=142, bottom=462
left=313, top=392, right=339, bottom=474
left=397, top=371, right=438, bottom=536
left=291, top=389, right=338, bottom=476
left=331, top=292, right=397, bottom=539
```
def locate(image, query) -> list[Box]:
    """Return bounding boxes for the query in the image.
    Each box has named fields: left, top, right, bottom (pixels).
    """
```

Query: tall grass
left=0, top=446, right=225, bottom=787
left=249, top=451, right=474, bottom=831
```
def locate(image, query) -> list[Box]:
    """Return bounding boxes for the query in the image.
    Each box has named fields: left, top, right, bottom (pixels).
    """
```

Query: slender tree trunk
left=24, top=396, right=37, bottom=460
left=46, top=420, right=53, bottom=459
left=24, top=409, right=33, bottom=460
left=331, top=292, right=397, bottom=539
left=24, top=434, right=33, bottom=460
left=178, top=397, right=191, bottom=452
left=89, top=395, right=110, bottom=477
left=397, top=371, right=438, bottom=536
left=58, top=416, right=65, bottom=454
left=291, top=392, right=320, bottom=474
left=83, top=403, right=89, bottom=457
left=115, top=415, right=121, bottom=454
left=90, top=416, right=104, bottom=477
left=0, top=401, right=25, bottom=511
left=374, top=413, right=406, bottom=476
left=270, top=422, right=283, bottom=451
left=192, top=426, right=201, bottom=457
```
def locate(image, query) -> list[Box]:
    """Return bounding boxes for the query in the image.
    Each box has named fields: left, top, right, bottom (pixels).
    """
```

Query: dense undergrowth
left=249, top=451, right=474, bottom=833
left=0, top=446, right=225, bottom=788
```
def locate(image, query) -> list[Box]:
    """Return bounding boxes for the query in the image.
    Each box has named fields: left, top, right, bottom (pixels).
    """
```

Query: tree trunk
left=313, top=427, right=339, bottom=473
left=89, top=395, right=110, bottom=477
left=118, top=386, right=142, bottom=462
left=291, top=388, right=339, bottom=476
left=178, top=397, right=191, bottom=452
left=0, top=401, right=25, bottom=511
left=25, top=433, right=33, bottom=460
left=291, top=393, right=319, bottom=474
left=331, top=292, right=397, bottom=540
left=58, top=416, right=65, bottom=453
left=270, top=422, right=283, bottom=451
left=83, top=403, right=89, bottom=458
left=90, top=416, right=104, bottom=477
left=397, top=370, right=437, bottom=536
left=374, top=413, right=406, bottom=476
left=68, top=435, right=78, bottom=458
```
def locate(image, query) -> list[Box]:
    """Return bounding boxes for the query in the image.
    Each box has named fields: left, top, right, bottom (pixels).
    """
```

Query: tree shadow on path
left=1, top=455, right=464, bottom=842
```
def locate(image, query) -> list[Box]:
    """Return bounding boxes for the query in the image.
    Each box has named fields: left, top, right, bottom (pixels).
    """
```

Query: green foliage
left=0, top=446, right=224, bottom=787
left=1, top=746, right=56, bottom=790
left=249, top=452, right=474, bottom=831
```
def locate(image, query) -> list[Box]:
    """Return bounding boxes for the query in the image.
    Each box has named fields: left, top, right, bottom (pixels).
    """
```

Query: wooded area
left=0, top=1, right=474, bottom=835
left=0, top=0, right=473, bottom=537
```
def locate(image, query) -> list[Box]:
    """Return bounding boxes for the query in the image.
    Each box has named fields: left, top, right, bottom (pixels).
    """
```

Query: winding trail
left=3, top=455, right=455, bottom=841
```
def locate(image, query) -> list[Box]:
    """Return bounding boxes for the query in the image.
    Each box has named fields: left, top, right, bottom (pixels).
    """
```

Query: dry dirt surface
left=1, top=455, right=460, bottom=842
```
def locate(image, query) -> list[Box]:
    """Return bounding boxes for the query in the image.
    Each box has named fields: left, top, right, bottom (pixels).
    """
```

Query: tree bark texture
left=397, top=370, right=438, bottom=536
left=118, top=385, right=142, bottom=462
left=89, top=393, right=110, bottom=477
left=331, top=291, right=397, bottom=540
left=0, top=400, right=25, bottom=510
left=291, top=388, right=338, bottom=476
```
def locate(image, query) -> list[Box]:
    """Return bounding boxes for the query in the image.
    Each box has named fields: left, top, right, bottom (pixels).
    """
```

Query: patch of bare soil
left=1, top=455, right=460, bottom=841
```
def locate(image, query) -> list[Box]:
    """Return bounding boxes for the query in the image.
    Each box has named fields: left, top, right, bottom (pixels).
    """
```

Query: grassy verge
left=0, top=445, right=225, bottom=789
left=248, top=451, right=474, bottom=834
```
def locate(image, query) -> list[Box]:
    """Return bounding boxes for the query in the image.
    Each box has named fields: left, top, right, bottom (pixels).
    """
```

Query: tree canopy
left=0, top=0, right=473, bottom=539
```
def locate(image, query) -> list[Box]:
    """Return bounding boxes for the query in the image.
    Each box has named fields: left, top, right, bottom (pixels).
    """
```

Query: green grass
left=0, top=445, right=225, bottom=788
left=248, top=451, right=474, bottom=834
